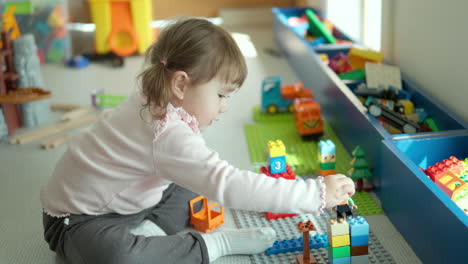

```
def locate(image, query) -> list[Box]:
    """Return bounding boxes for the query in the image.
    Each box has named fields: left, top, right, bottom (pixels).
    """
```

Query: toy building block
left=293, top=98, right=324, bottom=140
left=365, top=62, right=402, bottom=90
left=348, top=48, right=383, bottom=70
left=266, top=234, right=328, bottom=256
left=350, top=234, right=369, bottom=246
left=189, top=196, right=224, bottom=233
left=351, top=245, right=368, bottom=256
left=424, top=156, right=464, bottom=181
left=347, top=216, right=369, bottom=237
left=260, top=163, right=296, bottom=180
left=318, top=140, right=336, bottom=176
left=267, top=139, right=287, bottom=174
left=91, top=89, right=128, bottom=108
left=281, top=81, right=313, bottom=100
left=328, top=246, right=350, bottom=258
left=350, top=255, right=369, bottom=264
left=295, top=221, right=318, bottom=264
left=346, top=146, right=374, bottom=192
left=304, top=9, right=336, bottom=44
left=327, top=217, right=349, bottom=237
left=329, top=256, right=350, bottom=264
left=264, top=212, right=297, bottom=221
left=435, top=174, right=467, bottom=199
left=328, top=52, right=352, bottom=74
left=329, top=235, right=350, bottom=248
left=338, top=69, right=366, bottom=81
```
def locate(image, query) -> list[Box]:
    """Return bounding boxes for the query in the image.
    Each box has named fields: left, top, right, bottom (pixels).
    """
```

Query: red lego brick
left=265, top=212, right=298, bottom=220
left=260, top=164, right=296, bottom=180
left=424, top=156, right=464, bottom=181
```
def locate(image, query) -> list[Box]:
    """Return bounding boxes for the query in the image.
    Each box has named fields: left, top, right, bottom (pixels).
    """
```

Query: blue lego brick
left=319, top=139, right=336, bottom=155
left=347, top=216, right=369, bottom=236
left=269, top=156, right=287, bottom=174
left=330, top=256, right=351, bottom=264
left=266, top=234, right=329, bottom=256
left=351, top=234, right=369, bottom=246
left=351, top=255, right=369, bottom=264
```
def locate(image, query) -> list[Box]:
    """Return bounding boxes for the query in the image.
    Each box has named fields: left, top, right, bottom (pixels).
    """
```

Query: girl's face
left=180, top=76, right=233, bottom=130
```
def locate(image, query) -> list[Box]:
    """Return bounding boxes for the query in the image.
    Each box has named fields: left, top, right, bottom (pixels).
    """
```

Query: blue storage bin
left=377, top=133, right=468, bottom=264
left=272, top=7, right=355, bottom=56
left=272, top=6, right=468, bottom=169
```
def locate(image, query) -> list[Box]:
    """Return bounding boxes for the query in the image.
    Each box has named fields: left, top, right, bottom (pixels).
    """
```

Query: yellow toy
left=348, top=47, right=383, bottom=70
left=1, top=6, right=21, bottom=48
left=88, top=0, right=153, bottom=56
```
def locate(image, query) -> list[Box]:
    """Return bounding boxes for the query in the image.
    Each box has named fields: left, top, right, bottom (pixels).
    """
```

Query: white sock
left=129, top=219, right=167, bottom=237
left=201, top=227, right=276, bottom=262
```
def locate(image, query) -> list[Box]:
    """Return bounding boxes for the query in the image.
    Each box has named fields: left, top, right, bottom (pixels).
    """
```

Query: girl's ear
left=171, top=71, right=189, bottom=100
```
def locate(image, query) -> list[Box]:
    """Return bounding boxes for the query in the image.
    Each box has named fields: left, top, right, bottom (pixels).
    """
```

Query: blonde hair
left=139, top=18, right=247, bottom=117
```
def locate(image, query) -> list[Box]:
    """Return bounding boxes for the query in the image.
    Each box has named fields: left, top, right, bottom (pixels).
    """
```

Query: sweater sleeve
left=153, top=121, right=326, bottom=215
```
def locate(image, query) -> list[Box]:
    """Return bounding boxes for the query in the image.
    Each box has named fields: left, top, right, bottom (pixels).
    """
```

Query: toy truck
left=261, top=76, right=312, bottom=113
left=293, top=98, right=324, bottom=139
left=368, top=99, right=419, bottom=134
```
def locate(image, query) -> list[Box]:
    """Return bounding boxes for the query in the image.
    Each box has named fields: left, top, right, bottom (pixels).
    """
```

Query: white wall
left=384, top=0, right=468, bottom=122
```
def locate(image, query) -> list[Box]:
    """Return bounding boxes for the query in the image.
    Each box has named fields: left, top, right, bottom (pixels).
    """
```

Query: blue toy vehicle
left=261, top=76, right=312, bottom=113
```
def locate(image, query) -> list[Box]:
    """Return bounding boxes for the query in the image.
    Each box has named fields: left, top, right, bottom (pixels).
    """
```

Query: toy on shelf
left=295, top=221, right=318, bottom=264
left=422, top=156, right=468, bottom=214
left=189, top=195, right=224, bottom=233
left=66, top=55, right=90, bottom=68
left=261, top=140, right=297, bottom=220
left=347, top=146, right=373, bottom=191
left=83, top=52, right=125, bottom=68
left=304, top=9, right=335, bottom=44
left=88, top=0, right=153, bottom=57
left=293, top=97, right=324, bottom=140
left=368, top=98, right=420, bottom=134
left=328, top=52, right=352, bottom=75
left=261, top=75, right=312, bottom=114
left=348, top=47, right=383, bottom=70
left=317, top=140, right=336, bottom=176
left=1, top=6, right=21, bottom=47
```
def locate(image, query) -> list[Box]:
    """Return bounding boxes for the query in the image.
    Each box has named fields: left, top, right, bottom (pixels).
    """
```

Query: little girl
left=41, top=18, right=355, bottom=264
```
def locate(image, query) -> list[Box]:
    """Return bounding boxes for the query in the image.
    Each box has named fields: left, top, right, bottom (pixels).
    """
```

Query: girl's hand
left=323, top=174, right=355, bottom=208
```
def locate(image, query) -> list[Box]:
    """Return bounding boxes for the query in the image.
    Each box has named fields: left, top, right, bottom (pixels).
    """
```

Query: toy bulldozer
left=189, top=196, right=224, bottom=233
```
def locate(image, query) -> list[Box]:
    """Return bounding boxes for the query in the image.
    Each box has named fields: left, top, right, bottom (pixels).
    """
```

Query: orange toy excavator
left=189, top=196, right=224, bottom=233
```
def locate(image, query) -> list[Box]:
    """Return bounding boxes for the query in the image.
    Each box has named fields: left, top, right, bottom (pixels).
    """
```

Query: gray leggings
left=42, top=184, right=209, bottom=264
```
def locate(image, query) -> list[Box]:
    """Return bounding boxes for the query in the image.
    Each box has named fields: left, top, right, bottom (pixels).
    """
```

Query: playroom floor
left=0, top=8, right=422, bottom=264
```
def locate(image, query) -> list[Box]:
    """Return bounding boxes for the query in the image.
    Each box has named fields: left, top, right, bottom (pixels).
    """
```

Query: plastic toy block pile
left=422, top=156, right=468, bottom=214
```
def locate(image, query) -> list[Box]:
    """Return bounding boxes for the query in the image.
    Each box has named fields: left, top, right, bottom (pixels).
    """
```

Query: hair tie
left=160, top=60, right=167, bottom=66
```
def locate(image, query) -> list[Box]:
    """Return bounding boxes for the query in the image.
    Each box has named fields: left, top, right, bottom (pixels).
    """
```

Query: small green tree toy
left=347, top=146, right=373, bottom=191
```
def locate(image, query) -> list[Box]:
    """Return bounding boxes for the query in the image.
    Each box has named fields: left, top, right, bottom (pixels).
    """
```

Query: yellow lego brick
left=327, top=218, right=349, bottom=236
left=348, top=47, right=383, bottom=69
left=328, top=234, right=350, bottom=248
left=267, top=140, right=286, bottom=158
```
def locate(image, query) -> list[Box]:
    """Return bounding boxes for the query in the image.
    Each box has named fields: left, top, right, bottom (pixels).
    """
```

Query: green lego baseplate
left=253, top=105, right=294, bottom=122
left=245, top=106, right=384, bottom=216
left=352, top=191, right=384, bottom=216
left=246, top=106, right=350, bottom=176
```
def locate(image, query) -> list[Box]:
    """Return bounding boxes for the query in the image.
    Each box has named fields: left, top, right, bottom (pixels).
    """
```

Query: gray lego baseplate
left=231, top=209, right=396, bottom=264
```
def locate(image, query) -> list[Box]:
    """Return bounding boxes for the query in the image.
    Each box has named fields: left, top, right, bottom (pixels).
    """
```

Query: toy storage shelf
left=272, top=6, right=468, bottom=169
left=272, top=6, right=468, bottom=264
left=378, top=133, right=468, bottom=264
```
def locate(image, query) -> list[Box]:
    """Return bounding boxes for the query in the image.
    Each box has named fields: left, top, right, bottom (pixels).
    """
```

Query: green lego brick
left=424, top=118, right=440, bottom=132
left=96, top=94, right=128, bottom=107
left=253, top=105, right=294, bottom=123
left=353, top=191, right=384, bottom=216
left=243, top=117, right=350, bottom=176
left=305, top=9, right=336, bottom=44
left=328, top=246, right=351, bottom=258
left=338, top=69, right=366, bottom=80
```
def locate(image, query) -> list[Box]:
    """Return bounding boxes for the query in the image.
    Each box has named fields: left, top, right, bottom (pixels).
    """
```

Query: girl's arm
left=153, top=121, right=326, bottom=215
